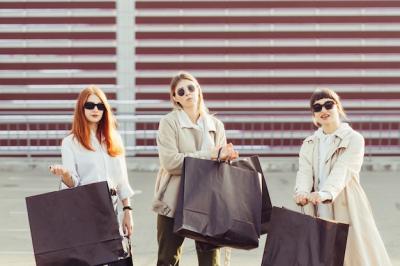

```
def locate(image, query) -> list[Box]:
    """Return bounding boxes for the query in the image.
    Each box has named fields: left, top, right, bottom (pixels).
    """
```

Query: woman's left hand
left=308, top=192, right=322, bottom=205
left=122, top=210, right=133, bottom=237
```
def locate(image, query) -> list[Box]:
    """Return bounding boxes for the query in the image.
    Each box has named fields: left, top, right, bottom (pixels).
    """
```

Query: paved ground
left=0, top=161, right=399, bottom=266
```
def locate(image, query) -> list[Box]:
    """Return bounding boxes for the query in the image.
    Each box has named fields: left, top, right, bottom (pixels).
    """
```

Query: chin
left=319, top=120, right=331, bottom=126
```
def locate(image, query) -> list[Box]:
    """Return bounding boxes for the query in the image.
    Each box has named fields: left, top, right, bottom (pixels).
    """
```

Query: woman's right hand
left=294, top=192, right=309, bottom=206
left=49, top=164, right=69, bottom=177
left=218, top=143, right=239, bottom=161
left=49, top=165, right=74, bottom=187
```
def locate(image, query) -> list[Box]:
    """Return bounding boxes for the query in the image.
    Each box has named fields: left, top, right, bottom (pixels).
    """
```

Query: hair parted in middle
left=169, top=71, right=209, bottom=115
left=71, top=85, right=123, bottom=157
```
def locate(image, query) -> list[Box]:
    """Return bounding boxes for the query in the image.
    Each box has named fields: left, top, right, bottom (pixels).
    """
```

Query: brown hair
left=71, top=85, right=123, bottom=156
left=310, top=88, right=347, bottom=126
left=169, top=71, right=208, bottom=115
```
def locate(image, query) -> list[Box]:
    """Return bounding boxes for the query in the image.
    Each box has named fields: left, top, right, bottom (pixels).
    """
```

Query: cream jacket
left=153, top=109, right=227, bottom=218
left=295, top=123, right=392, bottom=266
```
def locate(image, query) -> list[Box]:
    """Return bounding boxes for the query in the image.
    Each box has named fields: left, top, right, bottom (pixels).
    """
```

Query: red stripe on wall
left=137, top=16, right=400, bottom=24
left=136, top=31, right=400, bottom=40
left=0, top=63, right=115, bottom=70
left=0, top=17, right=115, bottom=24
left=136, top=1, right=400, bottom=9
left=136, top=77, right=400, bottom=85
left=135, top=92, right=400, bottom=101
left=0, top=32, right=115, bottom=40
left=0, top=47, right=116, bottom=55
left=0, top=2, right=115, bottom=9
left=136, top=62, right=400, bottom=70
left=0, top=78, right=115, bottom=85
left=136, top=46, right=400, bottom=55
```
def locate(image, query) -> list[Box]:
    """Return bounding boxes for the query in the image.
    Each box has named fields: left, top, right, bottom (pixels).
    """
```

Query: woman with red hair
left=49, top=85, right=134, bottom=237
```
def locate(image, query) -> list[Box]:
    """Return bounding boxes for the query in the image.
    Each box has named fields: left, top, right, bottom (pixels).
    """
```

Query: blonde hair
left=169, top=71, right=208, bottom=115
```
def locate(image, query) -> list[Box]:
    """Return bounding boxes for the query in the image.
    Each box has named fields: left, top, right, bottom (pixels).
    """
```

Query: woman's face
left=312, top=98, right=340, bottom=127
left=84, top=94, right=105, bottom=124
left=173, top=79, right=199, bottom=110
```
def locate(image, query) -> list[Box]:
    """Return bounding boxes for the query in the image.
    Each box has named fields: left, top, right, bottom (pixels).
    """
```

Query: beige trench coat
left=152, top=109, right=227, bottom=218
left=295, top=123, right=392, bottom=266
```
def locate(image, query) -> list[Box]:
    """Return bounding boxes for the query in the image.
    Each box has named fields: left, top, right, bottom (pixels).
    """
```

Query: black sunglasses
left=176, top=85, right=195, bottom=97
left=312, top=100, right=335, bottom=113
left=84, top=102, right=105, bottom=111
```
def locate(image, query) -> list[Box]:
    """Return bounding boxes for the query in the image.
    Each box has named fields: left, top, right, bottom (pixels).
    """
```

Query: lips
left=320, top=114, right=330, bottom=119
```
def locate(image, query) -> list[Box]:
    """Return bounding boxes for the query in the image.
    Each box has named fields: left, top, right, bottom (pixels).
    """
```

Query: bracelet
left=217, top=147, right=223, bottom=160
left=123, top=206, right=132, bottom=211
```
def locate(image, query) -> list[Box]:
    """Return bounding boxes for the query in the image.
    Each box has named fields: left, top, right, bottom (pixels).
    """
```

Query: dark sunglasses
left=84, top=102, right=105, bottom=111
left=176, top=85, right=195, bottom=97
left=312, top=100, right=335, bottom=113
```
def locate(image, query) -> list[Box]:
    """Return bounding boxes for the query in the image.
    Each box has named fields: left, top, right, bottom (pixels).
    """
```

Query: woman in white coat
left=294, top=88, right=392, bottom=266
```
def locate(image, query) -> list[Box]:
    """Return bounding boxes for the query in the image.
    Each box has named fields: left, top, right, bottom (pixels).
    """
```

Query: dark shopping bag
left=98, top=237, right=133, bottom=266
left=26, top=181, right=124, bottom=266
left=173, top=157, right=263, bottom=249
left=231, top=156, right=272, bottom=234
left=262, top=207, right=349, bottom=266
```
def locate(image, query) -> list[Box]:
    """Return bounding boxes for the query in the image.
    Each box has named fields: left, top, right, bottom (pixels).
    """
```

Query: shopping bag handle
left=122, top=236, right=132, bottom=257
left=296, top=203, right=318, bottom=217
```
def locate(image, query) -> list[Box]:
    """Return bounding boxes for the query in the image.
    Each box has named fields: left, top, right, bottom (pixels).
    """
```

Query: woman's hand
left=308, top=192, right=322, bottom=205
left=122, top=210, right=133, bottom=237
left=49, top=164, right=74, bottom=187
left=219, top=143, right=239, bottom=161
left=294, top=192, right=309, bottom=206
left=49, top=164, right=68, bottom=176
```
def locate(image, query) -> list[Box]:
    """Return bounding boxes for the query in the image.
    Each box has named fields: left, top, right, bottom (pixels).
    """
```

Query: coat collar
left=305, top=123, right=352, bottom=143
left=306, top=123, right=353, bottom=166
left=176, top=109, right=216, bottom=132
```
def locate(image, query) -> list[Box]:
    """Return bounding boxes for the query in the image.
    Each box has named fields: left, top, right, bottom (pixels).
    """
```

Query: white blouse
left=61, top=131, right=134, bottom=201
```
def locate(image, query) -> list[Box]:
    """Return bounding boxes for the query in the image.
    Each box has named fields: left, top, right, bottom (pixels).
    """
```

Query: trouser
left=156, top=215, right=221, bottom=266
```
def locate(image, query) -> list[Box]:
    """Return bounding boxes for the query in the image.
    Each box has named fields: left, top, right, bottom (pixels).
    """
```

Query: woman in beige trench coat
left=153, top=71, right=239, bottom=266
left=294, top=88, right=392, bottom=266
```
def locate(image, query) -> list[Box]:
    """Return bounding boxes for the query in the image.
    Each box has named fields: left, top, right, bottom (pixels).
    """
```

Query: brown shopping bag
left=262, top=207, right=349, bottom=266
left=26, top=181, right=124, bottom=266
left=173, top=157, right=263, bottom=250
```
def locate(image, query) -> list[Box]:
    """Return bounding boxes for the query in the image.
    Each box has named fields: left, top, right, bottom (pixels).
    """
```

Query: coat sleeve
left=320, top=132, right=365, bottom=201
left=157, top=116, right=217, bottom=176
left=294, top=140, right=314, bottom=194
left=214, top=119, right=227, bottom=147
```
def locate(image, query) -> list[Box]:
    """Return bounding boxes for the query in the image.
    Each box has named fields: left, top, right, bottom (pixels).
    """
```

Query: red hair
left=71, top=85, right=123, bottom=156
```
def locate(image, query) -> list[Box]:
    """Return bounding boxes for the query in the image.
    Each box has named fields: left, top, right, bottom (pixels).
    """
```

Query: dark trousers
left=156, top=215, right=220, bottom=266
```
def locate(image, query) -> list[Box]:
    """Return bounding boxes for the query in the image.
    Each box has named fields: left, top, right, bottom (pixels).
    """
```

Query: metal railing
left=1, top=113, right=399, bottom=157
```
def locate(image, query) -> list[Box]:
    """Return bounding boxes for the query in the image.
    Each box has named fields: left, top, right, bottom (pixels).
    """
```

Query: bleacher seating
left=1, top=0, right=400, bottom=156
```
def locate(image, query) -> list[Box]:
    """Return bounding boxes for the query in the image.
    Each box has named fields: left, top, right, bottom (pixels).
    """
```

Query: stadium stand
left=1, top=0, right=400, bottom=156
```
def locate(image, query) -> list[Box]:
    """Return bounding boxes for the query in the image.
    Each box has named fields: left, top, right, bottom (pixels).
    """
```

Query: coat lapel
left=324, top=124, right=352, bottom=163
left=312, top=137, right=320, bottom=190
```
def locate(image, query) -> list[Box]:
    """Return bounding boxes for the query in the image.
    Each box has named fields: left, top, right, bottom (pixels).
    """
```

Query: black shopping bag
left=26, top=181, right=124, bottom=266
left=231, top=156, right=272, bottom=234
left=173, top=157, right=262, bottom=250
left=98, top=237, right=133, bottom=266
left=262, top=207, right=349, bottom=266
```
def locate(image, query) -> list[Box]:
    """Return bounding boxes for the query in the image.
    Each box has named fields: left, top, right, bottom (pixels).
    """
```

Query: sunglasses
left=176, top=85, right=195, bottom=97
left=312, top=100, right=335, bottom=113
left=84, top=102, right=105, bottom=111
